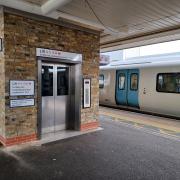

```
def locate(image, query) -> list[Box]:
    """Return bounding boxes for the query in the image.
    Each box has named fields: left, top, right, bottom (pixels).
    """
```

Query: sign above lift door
left=36, top=48, right=82, bottom=62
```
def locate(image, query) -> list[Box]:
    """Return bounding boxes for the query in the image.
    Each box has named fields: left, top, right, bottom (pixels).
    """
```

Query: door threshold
left=40, top=128, right=103, bottom=145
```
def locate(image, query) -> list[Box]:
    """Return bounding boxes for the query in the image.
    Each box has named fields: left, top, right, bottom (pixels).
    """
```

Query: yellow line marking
left=100, top=109, right=180, bottom=133
left=159, top=129, right=180, bottom=138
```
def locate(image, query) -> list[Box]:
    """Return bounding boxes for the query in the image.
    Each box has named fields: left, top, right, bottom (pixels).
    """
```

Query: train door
left=116, top=69, right=139, bottom=107
left=116, top=70, right=128, bottom=105
left=127, top=69, right=139, bottom=107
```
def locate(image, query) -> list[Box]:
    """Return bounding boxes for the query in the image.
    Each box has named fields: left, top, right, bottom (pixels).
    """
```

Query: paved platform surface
left=0, top=116, right=180, bottom=180
left=100, top=106, right=180, bottom=137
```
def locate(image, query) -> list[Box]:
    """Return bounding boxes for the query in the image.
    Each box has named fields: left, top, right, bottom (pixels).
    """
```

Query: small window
left=57, top=67, right=69, bottom=96
left=99, top=75, right=104, bottom=88
left=42, top=66, right=53, bottom=96
left=130, top=73, right=138, bottom=91
left=118, top=74, right=125, bottom=90
left=157, top=73, right=180, bottom=93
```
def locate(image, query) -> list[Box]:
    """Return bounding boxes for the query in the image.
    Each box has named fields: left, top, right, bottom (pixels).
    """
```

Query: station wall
left=0, top=10, right=100, bottom=146
left=0, top=8, right=5, bottom=144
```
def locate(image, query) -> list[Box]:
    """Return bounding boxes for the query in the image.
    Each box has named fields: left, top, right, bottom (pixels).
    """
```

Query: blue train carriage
left=99, top=53, right=180, bottom=118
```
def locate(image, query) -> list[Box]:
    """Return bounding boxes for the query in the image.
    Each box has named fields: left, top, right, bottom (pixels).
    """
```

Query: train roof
left=100, top=52, right=180, bottom=70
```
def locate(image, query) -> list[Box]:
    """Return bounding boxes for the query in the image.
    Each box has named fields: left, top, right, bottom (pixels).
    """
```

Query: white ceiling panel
left=3, top=0, right=180, bottom=51
left=22, top=0, right=47, bottom=5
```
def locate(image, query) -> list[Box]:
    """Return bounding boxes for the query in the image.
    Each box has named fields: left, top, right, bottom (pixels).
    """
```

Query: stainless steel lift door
left=55, top=66, right=69, bottom=131
left=41, top=64, right=69, bottom=134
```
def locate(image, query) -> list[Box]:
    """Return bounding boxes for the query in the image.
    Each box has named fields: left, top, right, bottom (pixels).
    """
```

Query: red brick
left=4, top=134, right=37, bottom=146
left=81, top=121, right=99, bottom=131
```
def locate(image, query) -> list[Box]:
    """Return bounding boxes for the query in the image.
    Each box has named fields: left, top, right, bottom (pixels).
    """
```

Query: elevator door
left=41, top=63, right=69, bottom=134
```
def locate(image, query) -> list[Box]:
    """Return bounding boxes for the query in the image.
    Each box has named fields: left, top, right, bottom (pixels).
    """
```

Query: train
left=99, top=53, right=180, bottom=118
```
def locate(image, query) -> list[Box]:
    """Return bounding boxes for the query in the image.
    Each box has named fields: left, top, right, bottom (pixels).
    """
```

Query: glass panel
left=130, top=73, right=138, bottom=91
left=42, top=66, right=53, bottom=96
left=99, top=75, right=104, bottom=88
left=157, top=73, right=180, bottom=93
left=57, top=67, right=69, bottom=96
left=119, top=74, right=125, bottom=90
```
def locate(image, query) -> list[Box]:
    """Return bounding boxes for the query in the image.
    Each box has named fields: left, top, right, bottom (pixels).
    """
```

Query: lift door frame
left=37, top=53, right=82, bottom=139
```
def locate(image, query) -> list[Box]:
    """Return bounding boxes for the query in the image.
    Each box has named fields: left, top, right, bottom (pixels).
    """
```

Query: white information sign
left=83, top=78, right=91, bottom=108
left=10, top=80, right=35, bottom=96
left=10, top=99, right=35, bottom=108
left=36, top=48, right=82, bottom=62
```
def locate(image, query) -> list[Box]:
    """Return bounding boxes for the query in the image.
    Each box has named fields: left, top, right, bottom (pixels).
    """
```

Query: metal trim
left=74, top=63, right=81, bottom=130
left=38, top=57, right=82, bottom=64
left=36, top=48, right=82, bottom=62
left=37, top=57, right=82, bottom=138
left=37, top=60, right=42, bottom=139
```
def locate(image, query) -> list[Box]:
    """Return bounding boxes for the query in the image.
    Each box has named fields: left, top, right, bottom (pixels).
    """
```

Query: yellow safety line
left=100, top=110, right=180, bottom=133
left=159, top=129, right=179, bottom=137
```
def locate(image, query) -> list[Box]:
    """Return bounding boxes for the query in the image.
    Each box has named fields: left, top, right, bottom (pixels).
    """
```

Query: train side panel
left=139, top=66, right=180, bottom=117
left=99, top=69, right=116, bottom=106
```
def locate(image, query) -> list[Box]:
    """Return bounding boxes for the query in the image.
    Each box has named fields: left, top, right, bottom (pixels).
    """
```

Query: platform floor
left=0, top=113, right=180, bottom=180
left=100, top=106, right=180, bottom=137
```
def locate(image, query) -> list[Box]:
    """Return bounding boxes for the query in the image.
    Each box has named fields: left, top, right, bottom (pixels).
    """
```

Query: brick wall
left=0, top=7, right=5, bottom=142
left=0, top=11, right=100, bottom=145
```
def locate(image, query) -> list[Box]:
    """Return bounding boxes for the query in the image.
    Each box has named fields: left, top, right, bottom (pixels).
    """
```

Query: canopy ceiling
left=2, top=0, right=180, bottom=51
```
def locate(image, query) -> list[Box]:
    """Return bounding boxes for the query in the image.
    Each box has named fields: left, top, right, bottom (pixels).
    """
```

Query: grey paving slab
left=0, top=117, right=180, bottom=180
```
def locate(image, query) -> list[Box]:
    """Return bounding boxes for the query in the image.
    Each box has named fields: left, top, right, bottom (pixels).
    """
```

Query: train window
left=118, top=74, right=125, bottom=90
left=130, top=73, right=138, bottom=91
left=157, top=73, right=180, bottom=93
left=99, top=74, right=104, bottom=88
